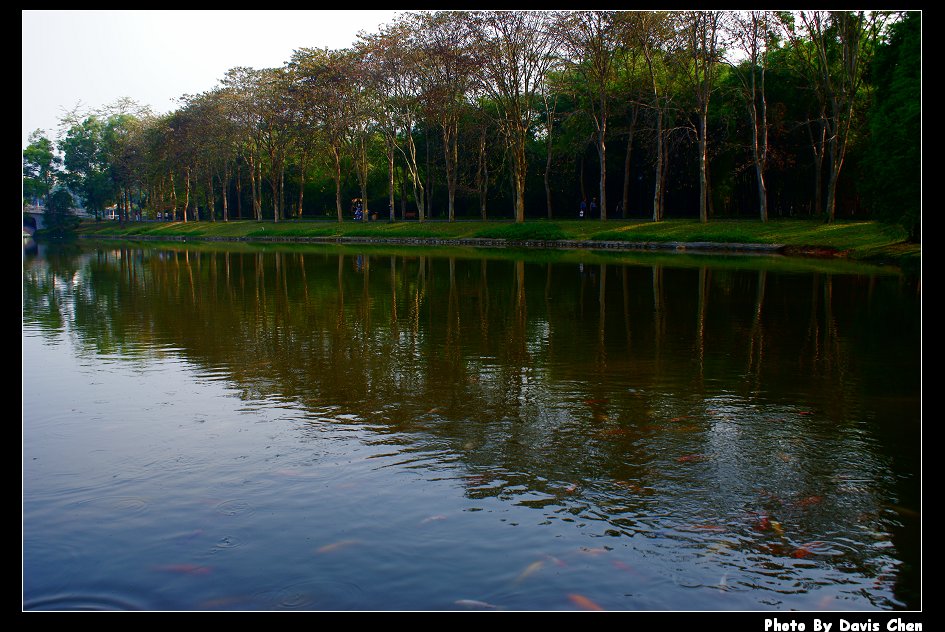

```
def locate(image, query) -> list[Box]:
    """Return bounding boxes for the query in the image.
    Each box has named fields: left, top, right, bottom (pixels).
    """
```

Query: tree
left=39, top=188, right=80, bottom=239
left=560, top=10, right=623, bottom=220
left=23, top=130, right=61, bottom=206
left=59, top=115, right=115, bottom=221
left=676, top=10, right=723, bottom=223
left=415, top=11, right=481, bottom=222
left=724, top=11, right=774, bottom=221
left=291, top=48, right=358, bottom=222
left=628, top=11, right=676, bottom=221
left=469, top=10, right=561, bottom=222
left=782, top=10, right=889, bottom=223
left=861, top=11, right=919, bottom=241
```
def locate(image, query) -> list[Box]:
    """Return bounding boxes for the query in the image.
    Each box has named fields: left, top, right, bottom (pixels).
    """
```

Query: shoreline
left=62, top=218, right=920, bottom=271
left=77, top=232, right=788, bottom=255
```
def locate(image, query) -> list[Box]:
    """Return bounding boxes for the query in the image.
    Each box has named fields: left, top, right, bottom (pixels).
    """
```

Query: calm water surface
left=22, top=241, right=921, bottom=611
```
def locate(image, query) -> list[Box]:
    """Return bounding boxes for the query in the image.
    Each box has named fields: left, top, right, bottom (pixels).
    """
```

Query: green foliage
left=37, top=188, right=80, bottom=239
left=59, top=116, right=116, bottom=218
left=860, top=12, right=920, bottom=241
left=23, top=130, right=61, bottom=204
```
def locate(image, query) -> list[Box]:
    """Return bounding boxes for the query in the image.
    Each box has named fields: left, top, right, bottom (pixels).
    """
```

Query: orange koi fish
left=516, top=560, right=544, bottom=583
left=568, top=594, right=605, bottom=611
left=677, top=454, right=707, bottom=463
left=791, top=541, right=825, bottom=558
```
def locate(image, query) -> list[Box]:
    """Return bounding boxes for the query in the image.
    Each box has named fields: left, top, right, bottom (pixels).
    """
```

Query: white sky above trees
left=22, top=10, right=402, bottom=148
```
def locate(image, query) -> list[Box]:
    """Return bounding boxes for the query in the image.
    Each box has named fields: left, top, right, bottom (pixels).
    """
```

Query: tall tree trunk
left=443, top=122, right=457, bottom=222
left=597, top=134, right=607, bottom=221
left=221, top=165, right=230, bottom=222
left=169, top=171, right=177, bottom=221
left=807, top=117, right=826, bottom=218
left=544, top=139, right=553, bottom=219
left=698, top=111, right=708, bottom=223
left=477, top=129, right=489, bottom=220
left=207, top=173, right=215, bottom=222
left=622, top=107, right=638, bottom=219
left=513, top=137, right=527, bottom=223
left=825, top=124, right=844, bottom=223
left=235, top=162, right=243, bottom=220
left=183, top=166, right=191, bottom=223
left=652, top=111, right=663, bottom=222
left=332, top=145, right=343, bottom=223
left=388, top=148, right=396, bottom=222
left=424, top=128, right=432, bottom=218
left=248, top=156, right=260, bottom=221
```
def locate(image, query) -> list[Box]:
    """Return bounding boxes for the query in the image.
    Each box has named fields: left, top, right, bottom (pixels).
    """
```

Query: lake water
left=22, top=240, right=921, bottom=611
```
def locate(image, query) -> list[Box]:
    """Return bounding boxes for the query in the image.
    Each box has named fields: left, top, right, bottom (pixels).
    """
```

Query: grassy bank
left=75, top=218, right=919, bottom=268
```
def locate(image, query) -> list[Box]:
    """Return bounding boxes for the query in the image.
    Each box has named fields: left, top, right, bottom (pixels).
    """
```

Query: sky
left=22, top=10, right=403, bottom=149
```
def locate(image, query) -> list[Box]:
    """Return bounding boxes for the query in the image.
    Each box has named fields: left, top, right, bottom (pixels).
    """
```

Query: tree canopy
left=29, top=10, right=919, bottom=234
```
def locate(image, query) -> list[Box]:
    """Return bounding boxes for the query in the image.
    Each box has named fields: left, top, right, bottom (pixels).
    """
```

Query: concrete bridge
left=24, top=205, right=95, bottom=236
left=23, top=208, right=44, bottom=236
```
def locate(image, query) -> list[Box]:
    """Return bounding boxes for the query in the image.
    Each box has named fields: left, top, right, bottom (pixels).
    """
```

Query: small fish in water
left=420, top=514, right=448, bottom=524
left=770, top=520, right=784, bottom=536
left=427, top=407, right=440, bottom=414
left=543, top=554, right=567, bottom=567
left=568, top=594, right=605, bottom=611
left=791, top=541, right=825, bottom=559
left=154, top=564, right=212, bottom=576
left=455, top=599, right=500, bottom=610
left=612, top=560, right=636, bottom=573
left=668, top=416, right=693, bottom=423
left=578, top=546, right=611, bottom=557
left=563, top=483, right=578, bottom=494
left=316, top=539, right=359, bottom=554
left=798, top=411, right=814, bottom=416
left=516, top=560, right=544, bottom=583
left=677, top=454, right=707, bottom=463
left=777, top=452, right=792, bottom=462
